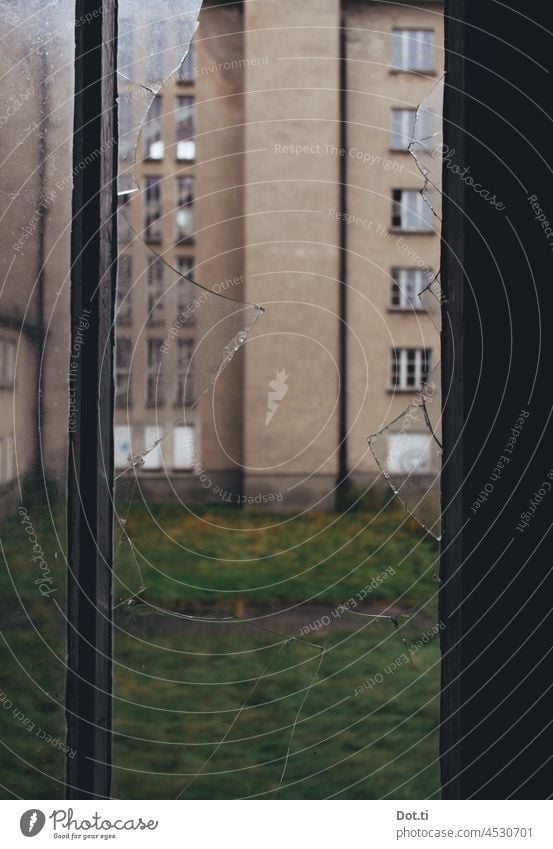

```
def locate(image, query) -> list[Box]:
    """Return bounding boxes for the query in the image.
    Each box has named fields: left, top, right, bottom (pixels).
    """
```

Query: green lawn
left=112, top=502, right=438, bottom=610
left=0, top=502, right=441, bottom=799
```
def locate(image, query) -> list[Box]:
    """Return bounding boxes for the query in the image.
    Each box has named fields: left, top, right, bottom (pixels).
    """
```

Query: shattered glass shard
left=114, top=2, right=263, bottom=485
left=368, top=77, right=446, bottom=539
left=409, top=75, right=444, bottom=221
left=368, top=371, right=442, bottom=539
left=117, top=2, right=201, bottom=189
left=417, top=270, right=444, bottom=334
left=420, top=363, right=442, bottom=449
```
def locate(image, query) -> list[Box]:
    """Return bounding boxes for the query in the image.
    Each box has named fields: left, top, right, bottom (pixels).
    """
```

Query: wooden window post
left=66, top=0, right=118, bottom=800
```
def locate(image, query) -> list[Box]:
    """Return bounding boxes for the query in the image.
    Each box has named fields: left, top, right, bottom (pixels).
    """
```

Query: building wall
left=115, top=0, right=443, bottom=509
left=0, top=24, right=73, bottom=508
left=242, top=0, right=342, bottom=509
left=0, top=2, right=444, bottom=512
left=345, top=1, right=443, bottom=487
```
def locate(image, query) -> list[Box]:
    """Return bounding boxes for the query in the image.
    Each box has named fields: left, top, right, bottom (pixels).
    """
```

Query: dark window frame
left=64, top=0, right=553, bottom=801
left=66, top=0, right=118, bottom=800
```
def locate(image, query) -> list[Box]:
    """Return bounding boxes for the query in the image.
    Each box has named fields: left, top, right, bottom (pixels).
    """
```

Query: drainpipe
left=34, top=44, right=48, bottom=485
left=336, top=11, right=349, bottom=499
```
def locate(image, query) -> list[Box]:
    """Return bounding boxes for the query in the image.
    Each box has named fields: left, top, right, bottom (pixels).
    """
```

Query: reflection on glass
left=111, top=1, right=442, bottom=802
left=0, top=0, right=73, bottom=798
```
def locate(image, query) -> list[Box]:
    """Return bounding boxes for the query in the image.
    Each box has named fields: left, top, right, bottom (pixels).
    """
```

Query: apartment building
left=114, top=0, right=443, bottom=509
left=0, top=22, right=73, bottom=513
left=0, top=0, right=443, bottom=513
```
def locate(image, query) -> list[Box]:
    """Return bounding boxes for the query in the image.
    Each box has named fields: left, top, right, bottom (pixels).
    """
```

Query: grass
left=112, top=502, right=439, bottom=610
left=0, top=500, right=440, bottom=799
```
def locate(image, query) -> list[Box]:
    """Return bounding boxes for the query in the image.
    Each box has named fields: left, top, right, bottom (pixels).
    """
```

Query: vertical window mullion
left=66, top=0, right=118, bottom=800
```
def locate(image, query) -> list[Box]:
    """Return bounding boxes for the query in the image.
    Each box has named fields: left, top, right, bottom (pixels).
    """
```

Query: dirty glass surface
left=369, top=77, right=444, bottom=541
left=0, top=1, right=73, bottom=798
left=111, top=3, right=443, bottom=801
left=0, top=1, right=445, bottom=802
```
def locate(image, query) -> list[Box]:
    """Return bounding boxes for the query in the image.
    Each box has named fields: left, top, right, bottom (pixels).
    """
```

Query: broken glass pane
left=369, top=76, right=444, bottom=541
left=0, top=0, right=74, bottom=798
left=117, top=2, right=201, bottom=189
left=410, top=76, right=444, bottom=221
left=418, top=271, right=444, bottom=334
left=112, top=4, right=443, bottom=802
left=368, top=369, right=442, bottom=540
left=115, top=3, right=262, bottom=496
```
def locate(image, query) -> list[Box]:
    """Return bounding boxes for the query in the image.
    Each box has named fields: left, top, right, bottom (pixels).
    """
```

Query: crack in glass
left=368, top=78, right=444, bottom=540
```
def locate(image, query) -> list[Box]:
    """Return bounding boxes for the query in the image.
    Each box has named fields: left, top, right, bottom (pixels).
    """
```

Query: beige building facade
left=0, top=0, right=443, bottom=513
left=115, top=0, right=443, bottom=510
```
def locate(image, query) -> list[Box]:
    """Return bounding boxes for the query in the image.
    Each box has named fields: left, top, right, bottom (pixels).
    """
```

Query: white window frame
left=143, top=94, right=164, bottom=161
left=391, top=109, right=416, bottom=151
left=391, top=189, right=433, bottom=231
left=143, top=425, right=164, bottom=470
left=391, top=29, right=435, bottom=73
left=144, top=176, right=162, bottom=243
left=387, top=432, right=432, bottom=474
left=176, top=95, right=195, bottom=162
left=175, top=176, right=195, bottom=243
left=390, top=268, right=430, bottom=310
left=173, top=425, right=196, bottom=470
left=114, top=425, right=132, bottom=469
left=391, top=108, right=434, bottom=151
left=390, top=347, right=431, bottom=391
left=117, top=193, right=132, bottom=243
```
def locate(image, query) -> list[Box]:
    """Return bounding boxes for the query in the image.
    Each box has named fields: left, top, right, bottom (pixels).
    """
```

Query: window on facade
left=146, top=257, right=164, bottom=326
left=176, top=96, right=195, bottom=161
left=143, top=425, right=164, bottom=470
left=114, top=425, right=132, bottom=469
left=391, top=29, right=434, bottom=73
left=176, top=255, right=194, bottom=277
left=391, top=189, right=433, bottom=231
left=177, top=32, right=195, bottom=83
left=391, top=108, right=434, bottom=151
left=390, top=347, right=431, bottom=390
left=173, top=425, right=195, bottom=469
left=390, top=268, right=430, bottom=310
left=387, top=432, right=431, bottom=474
left=146, top=338, right=164, bottom=407
left=176, top=257, right=196, bottom=326
left=115, top=337, right=132, bottom=408
left=117, top=193, right=133, bottom=243
left=144, top=176, right=162, bottom=242
left=116, top=255, right=133, bottom=325
left=0, top=338, right=16, bottom=389
left=175, top=337, right=194, bottom=407
left=175, top=176, right=195, bottom=243
left=143, top=95, right=164, bottom=160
